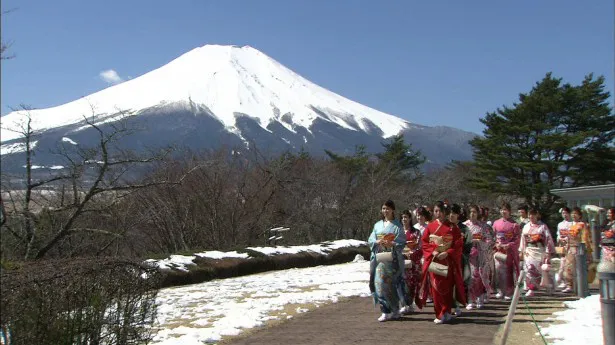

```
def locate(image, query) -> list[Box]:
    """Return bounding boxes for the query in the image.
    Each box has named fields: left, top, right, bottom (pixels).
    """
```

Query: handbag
left=427, top=223, right=449, bottom=277
left=404, top=259, right=413, bottom=268
left=494, top=252, right=507, bottom=262
left=540, top=263, right=554, bottom=289
left=587, top=262, right=597, bottom=284
left=427, top=261, right=448, bottom=277
left=376, top=252, right=394, bottom=263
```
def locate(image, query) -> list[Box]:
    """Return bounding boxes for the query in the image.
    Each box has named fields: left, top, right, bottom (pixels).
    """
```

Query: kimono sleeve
left=368, top=223, right=378, bottom=253
left=542, top=224, right=556, bottom=255
left=513, top=222, right=522, bottom=248
left=446, top=225, right=463, bottom=259
left=519, top=224, right=527, bottom=253
left=582, top=222, right=593, bottom=256
left=461, top=224, right=473, bottom=254
left=422, top=223, right=436, bottom=260
left=393, top=221, right=406, bottom=252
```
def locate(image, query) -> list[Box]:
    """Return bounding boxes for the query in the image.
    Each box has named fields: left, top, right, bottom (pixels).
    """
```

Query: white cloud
left=99, top=69, right=124, bottom=84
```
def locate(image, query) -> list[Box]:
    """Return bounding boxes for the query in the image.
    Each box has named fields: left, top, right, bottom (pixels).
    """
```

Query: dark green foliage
left=376, top=134, right=425, bottom=180
left=469, top=72, right=614, bottom=221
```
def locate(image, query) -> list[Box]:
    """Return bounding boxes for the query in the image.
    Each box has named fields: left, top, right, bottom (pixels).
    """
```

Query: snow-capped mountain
left=0, top=44, right=476, bottom=172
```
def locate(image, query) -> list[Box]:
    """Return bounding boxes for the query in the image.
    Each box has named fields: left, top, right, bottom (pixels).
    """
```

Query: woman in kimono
left=561, top=207, right=593, bottom=293
left=556, top=207, right=573, bottom=289
left=492, top=203, right=521, bottom=300
left=464, top=205, right=494, bottom=309
left=419, top=201, right=466, bottom=324
left=414, top=206, right=432, bottom=303
left=368, top=200, right=406, bottom=322
left=480, top=206, right=496, bottom=303
left=600, top=208, right=615, bottom=264
left=451, top=204, right=472, bottom=316
left=414, top=206, right=430, bottom=236
left=400, top=209, right=423, bottom=314
left=519, top=209, right=555, bottom=297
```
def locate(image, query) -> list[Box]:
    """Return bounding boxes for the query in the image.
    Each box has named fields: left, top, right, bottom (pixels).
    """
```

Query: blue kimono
left=368, top=219, right=406, bottom=314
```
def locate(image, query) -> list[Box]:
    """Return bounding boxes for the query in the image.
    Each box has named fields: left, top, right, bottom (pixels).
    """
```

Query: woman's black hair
left=451, top=203, right=462, bottom=215
left=572, top=206, right=583, bottom=219
left=381, top=199, right=396, bottom=220
left=416, top=206, right=431, bottom=222
left=561, top=207, right=571, bottom=214
left=501, top=202, right=512, bottom=212
left=400, top=209, right=414, bottom=227
left=434, top=201, right=451, bottom=215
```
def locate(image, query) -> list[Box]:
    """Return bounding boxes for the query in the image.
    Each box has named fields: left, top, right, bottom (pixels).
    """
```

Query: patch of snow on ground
left=540, top=294, right=603, bottom=345
left=62, top=137, right=78, bottom=145
left=1, top=141, right=37, bottom=155
left=195, top=251, right=249, bottom=260
left=151, top=260, right=370, bottom=345
left=145, top=240, right=367, bottom=271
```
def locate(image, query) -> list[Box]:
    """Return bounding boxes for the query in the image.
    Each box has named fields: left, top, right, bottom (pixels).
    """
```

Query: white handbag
left=427, top=261, right=448, bottom=277
left=376, top=252, right=393, bottom=263
left=404, top=259, right=413, bottom=268
left=494, top=252, right=507, bottom=262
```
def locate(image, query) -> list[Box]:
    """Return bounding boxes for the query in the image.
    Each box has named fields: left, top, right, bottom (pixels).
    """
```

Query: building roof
left=550, top=184, right=615, bottom=200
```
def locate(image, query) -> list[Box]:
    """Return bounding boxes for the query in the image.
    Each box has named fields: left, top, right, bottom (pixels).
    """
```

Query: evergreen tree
left=324, top=145, right=370, bottom=179
left=469, top=73, right=614, bottom=219
left=376, top=134, right=425, bottom=179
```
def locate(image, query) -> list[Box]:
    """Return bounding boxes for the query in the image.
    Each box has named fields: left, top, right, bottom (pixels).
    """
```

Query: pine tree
left=376, top=134, right=425, bottom=179
left=469, top=73, right=614, bottom=219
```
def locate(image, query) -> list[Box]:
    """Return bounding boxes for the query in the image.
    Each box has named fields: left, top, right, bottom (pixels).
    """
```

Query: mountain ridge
left=0, top=44, right=476, bottom=171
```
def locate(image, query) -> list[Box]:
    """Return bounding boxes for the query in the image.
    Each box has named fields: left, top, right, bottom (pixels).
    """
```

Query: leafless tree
left=0, top=106, right=195, bottom=260
left=1, top=8, right=16, bottom=60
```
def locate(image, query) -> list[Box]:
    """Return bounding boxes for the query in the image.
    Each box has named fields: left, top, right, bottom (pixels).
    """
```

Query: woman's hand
left=381, top=240, right=394, bottom=248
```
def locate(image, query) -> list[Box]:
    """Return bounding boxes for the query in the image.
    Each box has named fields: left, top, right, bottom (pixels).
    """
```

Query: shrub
left=0, top=257, right=161, bottom=345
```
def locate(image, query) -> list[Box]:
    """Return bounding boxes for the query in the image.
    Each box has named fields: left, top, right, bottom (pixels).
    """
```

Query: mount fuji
left=0, top=44, right=476, bottom=172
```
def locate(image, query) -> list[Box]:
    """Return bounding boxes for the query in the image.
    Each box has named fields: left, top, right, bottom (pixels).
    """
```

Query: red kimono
left=420, top=219, right=466, bottom=319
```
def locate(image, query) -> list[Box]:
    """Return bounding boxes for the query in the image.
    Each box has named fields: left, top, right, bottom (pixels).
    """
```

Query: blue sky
left=1, top=0, right=613, bottom=134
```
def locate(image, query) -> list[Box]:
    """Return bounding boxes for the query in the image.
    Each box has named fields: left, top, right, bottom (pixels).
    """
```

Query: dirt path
left=221, top=289, right=581, bottom=345
left=223, top=297, right=507, bottom=345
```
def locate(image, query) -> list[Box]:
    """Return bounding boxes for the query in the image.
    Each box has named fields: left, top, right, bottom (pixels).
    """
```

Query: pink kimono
left=519, top=222, right=555, bottom=291
left=492, top=218, right=521, bottom=297
left=463, top=219, right=494, bottom=303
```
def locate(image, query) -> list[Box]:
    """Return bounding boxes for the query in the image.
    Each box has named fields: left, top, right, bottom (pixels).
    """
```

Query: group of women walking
left=368, top=199, right=615, bottom=324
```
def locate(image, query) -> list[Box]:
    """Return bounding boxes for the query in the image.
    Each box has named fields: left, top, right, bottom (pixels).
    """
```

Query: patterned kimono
left=519, top=222, right=555, bottom=290
left=493, top=218, right=521, bottom=297
left=601, top=221, right=615, bottom=263
left=563, top=221, right=593, bottom=289
left=414, top=222, right=428, bottom=236
left=463, top=219, right=494, bottom=302
left=368, top=219, right=406, bottom=314
left=420, top=220, right=466, bottom=320
left=556, top=220, right=573, bottom=282
left=403, top=227, right=423, bottom=309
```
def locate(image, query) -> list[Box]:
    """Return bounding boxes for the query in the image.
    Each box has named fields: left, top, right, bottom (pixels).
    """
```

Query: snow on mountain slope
left=1, top=45, right=409, bottom=144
